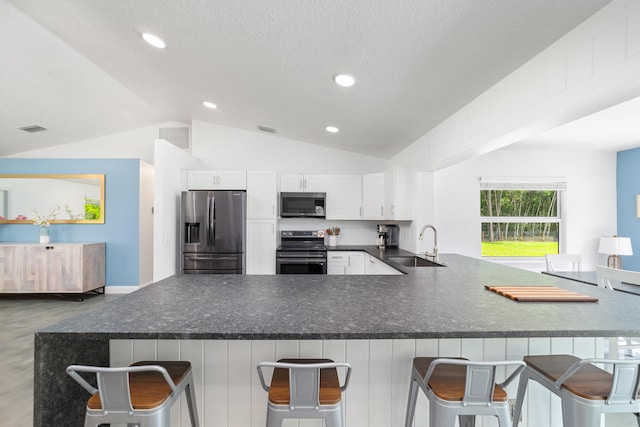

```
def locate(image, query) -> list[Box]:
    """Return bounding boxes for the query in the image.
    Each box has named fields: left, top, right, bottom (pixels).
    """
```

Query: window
left=480, top=178, right=565, bottom=257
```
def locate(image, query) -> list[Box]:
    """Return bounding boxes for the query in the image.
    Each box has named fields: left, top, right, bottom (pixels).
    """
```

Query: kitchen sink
left=386, top=256, right=446, bottom=267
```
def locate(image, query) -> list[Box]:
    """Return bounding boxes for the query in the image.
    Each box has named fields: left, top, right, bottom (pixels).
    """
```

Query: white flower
left=29, top=206, right=60, bottom=228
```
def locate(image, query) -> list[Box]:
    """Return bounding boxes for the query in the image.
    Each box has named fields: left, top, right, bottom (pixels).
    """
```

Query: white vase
left=39, top=227, right=50, bottom=244
left=328, top=235, right=338, bottom=247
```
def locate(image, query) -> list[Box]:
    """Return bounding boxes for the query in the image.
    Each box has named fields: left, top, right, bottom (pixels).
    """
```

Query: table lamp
left=598, top=236, right=633, bottom=269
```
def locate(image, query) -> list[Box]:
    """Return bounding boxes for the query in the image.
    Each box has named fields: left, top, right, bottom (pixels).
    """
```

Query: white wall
left=393, top=0, right=640, bottom=171
left=6, top=122, right=187, bottom=164
left=139, top=161, right=155, bottom=286
left=153, top=139, right=201, bottom=282
left=432, top=148, right=617, bottom=270
left=191, top=121, right=388, bottom=174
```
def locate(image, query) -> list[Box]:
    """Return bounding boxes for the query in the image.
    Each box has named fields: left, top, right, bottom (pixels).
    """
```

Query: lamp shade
left=598, top=236, right=633, bottom=256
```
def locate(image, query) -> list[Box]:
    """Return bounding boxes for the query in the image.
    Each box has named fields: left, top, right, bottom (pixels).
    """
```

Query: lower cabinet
left=0, top=243, right=105, bottom=294
left=246, top=220, right=276, bottom=274
left=327, top=251, right=366, bottom=275
left=365, top=253, right=403, bottom=275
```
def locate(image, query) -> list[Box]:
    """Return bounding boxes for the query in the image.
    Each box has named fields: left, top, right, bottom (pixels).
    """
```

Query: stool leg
left=185, top=379, right=200, bottom=427
left=324, top=405, right=344, bottom=427
left=404, top=374, right=419, bottom=427
left=512, top=371, right=530, bottom=427
left=429, top=403, right=457, bottom=426
left=635, top=412, right=640, bottom=427
left=458, top=414, right=476, bottom=426
left=560, top=398, right=601, bottom=427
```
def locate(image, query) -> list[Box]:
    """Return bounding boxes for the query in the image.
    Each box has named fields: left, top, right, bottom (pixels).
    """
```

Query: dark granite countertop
left=37, top=253, right=640, bottom=340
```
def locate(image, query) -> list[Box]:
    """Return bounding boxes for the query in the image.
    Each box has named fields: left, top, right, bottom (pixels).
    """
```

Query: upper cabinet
left=363, top=168, right=414, bottom=221
left=362, top=172, right=385, bottom=220
left=247, top=171, right=277, bottom=219
left=385, top=167, right=414, bottom=220
left=280, top=174, right=327, bottom=193
left=187, top=170, right=247, bottom=190
left=326, top=175, right=362, bottom=220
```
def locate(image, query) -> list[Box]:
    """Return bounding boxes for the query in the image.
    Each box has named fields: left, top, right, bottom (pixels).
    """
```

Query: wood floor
left=0, top=293, right=637, bottom=426
left=0, top=293, right=119, bottom=426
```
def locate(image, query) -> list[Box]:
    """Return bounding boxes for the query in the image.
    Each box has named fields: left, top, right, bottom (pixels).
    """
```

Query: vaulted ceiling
left=1, top=0, right=620, bottom=158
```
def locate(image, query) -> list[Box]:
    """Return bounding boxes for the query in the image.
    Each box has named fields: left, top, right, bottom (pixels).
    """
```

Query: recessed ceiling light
left=326, top=126, right=339, bottom=133
left=202, top=101, right=217, bottom=109
left=142, top=33, right=166, bottom=49
left=333, top=74, right=355, bottom=87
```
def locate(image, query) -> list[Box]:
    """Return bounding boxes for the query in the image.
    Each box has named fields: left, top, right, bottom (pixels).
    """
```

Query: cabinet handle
left=272, top=205, right=275, bottom=216
left=300, top=178, right=303, bottom=189
left=391, top=204, right=395, bottom=215
left=303, top=178, right=307, bottom=189
left=381, top=206, right=384, bottom=217
left=359, top=206, right=362, bottom=217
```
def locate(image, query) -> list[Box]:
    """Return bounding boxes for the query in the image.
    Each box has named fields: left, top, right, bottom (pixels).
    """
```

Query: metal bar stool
left=512, top=354, right=640, bottom=427
left=257, top=358, right=352, bottom=427
left=404, top=357, right=526, bottom=427
left=67, top=360, right=199, bottom=427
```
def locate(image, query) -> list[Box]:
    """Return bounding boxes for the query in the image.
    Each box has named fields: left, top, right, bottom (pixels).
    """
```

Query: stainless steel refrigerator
left=180, top=190, right=246, bottom=274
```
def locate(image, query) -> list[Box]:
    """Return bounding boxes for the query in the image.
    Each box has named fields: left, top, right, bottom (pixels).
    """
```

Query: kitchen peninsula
left=34, top=253, right=640, bottom=426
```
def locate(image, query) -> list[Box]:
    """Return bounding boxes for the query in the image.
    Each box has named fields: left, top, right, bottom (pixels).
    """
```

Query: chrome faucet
left=419, top=224, right=438, bottom=261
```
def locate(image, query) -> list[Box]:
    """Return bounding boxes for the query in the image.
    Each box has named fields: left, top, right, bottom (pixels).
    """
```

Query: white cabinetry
left=0, top=243, right=106, bottom=294
left=365, top=253, right=403, bottom=275
left=362, top=173, right=385, bottom=219
left=187, top=170, right=247, bottom=190
left=326, top=175, right=362, bottom=219
left=247, top=171, right=277, bottom=219
left=246, top=220, right=276, bottom=274
left=246, top=171, right=277, bottom=274
left=327, top=251, right=366, bottom=275
left=384, top=167, right=413, bottom=220
left=280, top=174, right=327, bottom=192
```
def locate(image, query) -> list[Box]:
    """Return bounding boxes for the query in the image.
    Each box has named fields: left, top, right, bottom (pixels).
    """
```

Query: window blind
left=479, top=177, right=567, bottom=191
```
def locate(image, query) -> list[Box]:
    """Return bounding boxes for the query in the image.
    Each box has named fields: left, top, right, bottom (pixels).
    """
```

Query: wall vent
left=18, top=125, right=48, bottom=133
left=257, top=125, right=276, bottom=134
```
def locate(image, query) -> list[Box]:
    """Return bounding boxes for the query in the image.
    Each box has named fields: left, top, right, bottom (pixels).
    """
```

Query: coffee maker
left=376, top=224, right=399, bottom=248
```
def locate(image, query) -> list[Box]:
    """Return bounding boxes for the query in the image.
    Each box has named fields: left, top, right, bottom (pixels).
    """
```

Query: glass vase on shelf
left=39, top=226, right=50, bottom=244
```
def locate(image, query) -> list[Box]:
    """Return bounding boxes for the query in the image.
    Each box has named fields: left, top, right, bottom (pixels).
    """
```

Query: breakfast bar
left=34, top=254, right=640, bottom=426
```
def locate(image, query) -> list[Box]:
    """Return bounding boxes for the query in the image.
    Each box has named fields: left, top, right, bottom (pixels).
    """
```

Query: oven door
left=276, top=255, right=327, bottom=274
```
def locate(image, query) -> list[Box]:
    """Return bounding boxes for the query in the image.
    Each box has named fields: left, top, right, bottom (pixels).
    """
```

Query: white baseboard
left=105, top=286, right=139, bottom=294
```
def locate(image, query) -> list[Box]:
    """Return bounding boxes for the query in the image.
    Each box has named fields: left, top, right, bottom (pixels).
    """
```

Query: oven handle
left=276, top=258, right=326, bottom=265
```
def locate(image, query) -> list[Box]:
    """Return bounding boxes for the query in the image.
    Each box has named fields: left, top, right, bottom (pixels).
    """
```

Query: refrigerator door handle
left=207, top=194, right=216, bottom=245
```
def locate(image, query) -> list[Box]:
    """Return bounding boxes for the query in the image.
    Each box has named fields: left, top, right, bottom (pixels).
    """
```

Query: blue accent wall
left=617, top=147, right=640, bottom=271
left=0, top=159, right=140, bottom=286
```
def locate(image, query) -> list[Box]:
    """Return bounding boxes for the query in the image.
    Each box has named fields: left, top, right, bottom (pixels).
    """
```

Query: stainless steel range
left=276, top=230, right=327, bottom=274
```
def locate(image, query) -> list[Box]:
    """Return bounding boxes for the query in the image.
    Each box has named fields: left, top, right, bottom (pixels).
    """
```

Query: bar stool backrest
left=545, top=254, right=582, bottom=272
left=67, top=365, right=177, bottom=415
left=257, top=361, right=352, bottom=411
left=424, top=359, right=526, bottom=406
left=555, top=358, right=640, bottom=405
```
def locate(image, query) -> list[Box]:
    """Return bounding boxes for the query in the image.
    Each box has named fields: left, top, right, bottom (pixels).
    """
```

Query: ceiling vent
left=18, top=125, right=48, bottom=133
left=258, top=125, right=276, bottom=134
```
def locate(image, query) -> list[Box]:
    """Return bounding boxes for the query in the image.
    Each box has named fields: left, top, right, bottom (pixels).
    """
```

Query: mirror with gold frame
left=0, top=174, right=105, bottom=224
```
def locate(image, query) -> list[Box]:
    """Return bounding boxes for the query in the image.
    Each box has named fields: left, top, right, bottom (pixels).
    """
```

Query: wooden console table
left=0, top=243, right=105, bottom=298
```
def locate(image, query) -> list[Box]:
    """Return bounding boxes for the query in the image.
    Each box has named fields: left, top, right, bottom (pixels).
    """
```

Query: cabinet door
left=387, top=167, right=413, bottom=220
left=47, top=245, right=83, bottom=291
left=346, top=252, right=366, bottom=274
left=303, top=175, right=327, bottom=193
left=362, top=173, right=385, bottom=219
left=280, top=174, right=304, bottom=192
left=216, top=170, right=247, bottom=190
left=327, top=252, right=348, bottom=275
left=247, top=171, right=277, bottom=219
left=326, top=175, right=362, bottom=219
left=246, top=220, right=277, bottom=274
left=187, top=170, right=217, bottom=190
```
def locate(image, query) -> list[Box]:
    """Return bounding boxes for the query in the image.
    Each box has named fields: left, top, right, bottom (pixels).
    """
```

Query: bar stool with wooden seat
left=404, top=357, right=526, bottom=427
left=512, top=354, right=640, bottom=427
left=66, top=360, right=199, bottom=427
left=257, top=358, right=352, bottom=427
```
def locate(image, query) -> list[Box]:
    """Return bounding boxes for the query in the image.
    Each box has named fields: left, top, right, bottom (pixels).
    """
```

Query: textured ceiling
left=1, top=0, right=615, bottom=158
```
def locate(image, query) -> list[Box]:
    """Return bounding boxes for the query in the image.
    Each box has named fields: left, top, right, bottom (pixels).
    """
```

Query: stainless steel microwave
left=280, top=192, right=326, bottom=218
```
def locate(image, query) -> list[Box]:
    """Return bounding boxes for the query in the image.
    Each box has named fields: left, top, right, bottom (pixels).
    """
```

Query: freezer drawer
left=182, top=253, right=244, bottom=274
